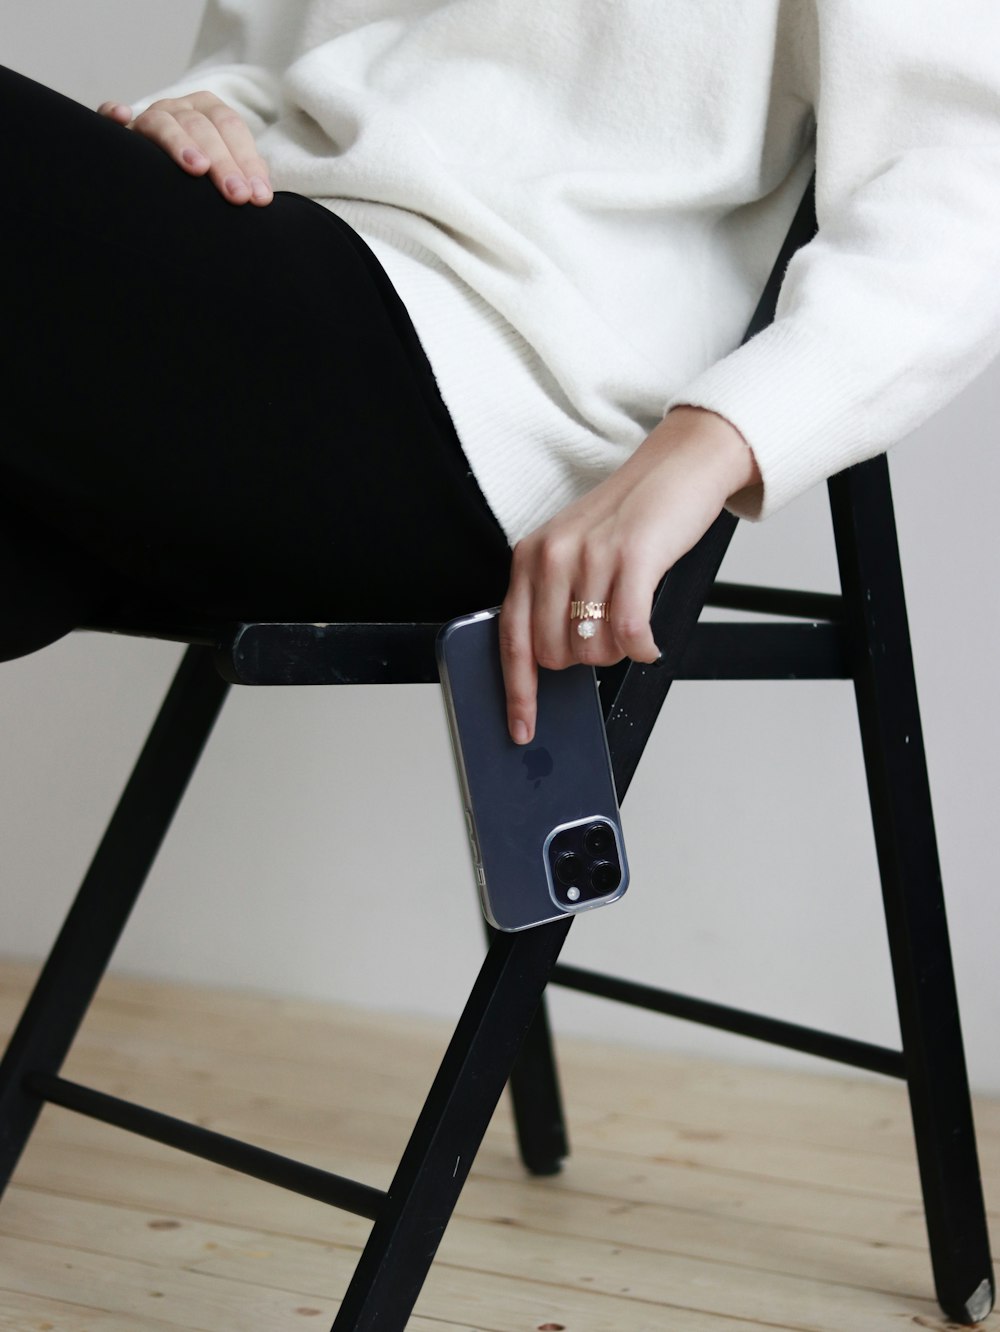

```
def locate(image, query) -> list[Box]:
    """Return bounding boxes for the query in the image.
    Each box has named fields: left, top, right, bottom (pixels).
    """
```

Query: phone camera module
left=547, top=818, right=624, bottom=911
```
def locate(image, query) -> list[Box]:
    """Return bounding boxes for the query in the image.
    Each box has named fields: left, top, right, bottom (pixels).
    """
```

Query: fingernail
left=225, top=172, right=249, bottom=197
left=250, top=175, right=272, bottom=202
left=182, top=147, right=208, bottom=168
left=512, top=719, right=529, bottom=745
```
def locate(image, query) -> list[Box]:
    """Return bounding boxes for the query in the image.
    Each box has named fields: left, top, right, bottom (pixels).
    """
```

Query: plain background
left=2, top=2, right=998, bottom=1091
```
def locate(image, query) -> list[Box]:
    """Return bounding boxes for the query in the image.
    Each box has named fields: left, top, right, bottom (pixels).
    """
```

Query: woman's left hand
left=498, top=405, right=761, bottom=744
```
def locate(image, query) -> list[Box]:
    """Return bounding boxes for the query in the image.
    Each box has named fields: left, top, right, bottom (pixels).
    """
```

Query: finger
left=529, top=534, right=576, bottom=673
left=131, top=105, right=265, bottom=206
left=130, top=104, right=216, bottom=178
left=202, top=100, right=273, bottom=205
left=570, top=589, right=617, bottom=666
left=97, top=101, right=133, bottom=124
left=170, top=107, right=259, bottom=203
left=567, top=538, right=618, bottom=666
left=498, top=577, right=539, bottom=746
left=607, top=562, right=661, bottom=664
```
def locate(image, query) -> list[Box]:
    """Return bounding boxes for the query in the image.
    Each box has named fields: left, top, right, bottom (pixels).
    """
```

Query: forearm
left=662, top=3, right=1000, bottom=523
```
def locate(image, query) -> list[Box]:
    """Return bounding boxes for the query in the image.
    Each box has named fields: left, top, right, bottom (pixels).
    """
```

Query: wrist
left=663, top=405, right=761, bottom=496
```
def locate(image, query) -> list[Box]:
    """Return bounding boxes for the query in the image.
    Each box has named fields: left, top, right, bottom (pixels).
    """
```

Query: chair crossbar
left=220, top=620, right=849, bottom=686
left=83, top=590, right=845, bottom=688
left=673, top=622, right=848, bottom=680
left=83, top=620, right=444, bottom=686
left=550, top=964, right=906, bottom=1078
left=221, top=621, right=442, bottom=686
left=706, top=582, right=844, bottom=621
left=26, top=1072, right=386, bottom=1219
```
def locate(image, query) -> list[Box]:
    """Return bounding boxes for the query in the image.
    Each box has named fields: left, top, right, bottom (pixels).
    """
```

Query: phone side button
left=476, top=865, right=486, bottom=888
left=465, top=812, right=483, bottom=866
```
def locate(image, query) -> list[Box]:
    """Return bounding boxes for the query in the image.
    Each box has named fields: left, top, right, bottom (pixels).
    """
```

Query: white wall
left=2, top=3, right=998, bottom=1091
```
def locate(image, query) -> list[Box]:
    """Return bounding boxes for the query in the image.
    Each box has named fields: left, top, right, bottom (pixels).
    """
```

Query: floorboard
left=0, top=959, right=995, bottom=1331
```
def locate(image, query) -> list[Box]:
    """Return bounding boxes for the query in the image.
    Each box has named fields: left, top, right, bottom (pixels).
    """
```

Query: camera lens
left=584, top=822, right=614, bottom=857
left=590, top=860, right=621, bottom=894
left=555, top=852, right=585, bottom=886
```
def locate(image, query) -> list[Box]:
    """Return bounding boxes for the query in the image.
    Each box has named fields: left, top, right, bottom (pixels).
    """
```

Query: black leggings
left=0, top=65, right=513, bottom=662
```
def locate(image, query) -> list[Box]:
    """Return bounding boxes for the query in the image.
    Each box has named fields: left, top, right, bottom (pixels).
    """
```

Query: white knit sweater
left=134, top=1, right=1000, bottom=544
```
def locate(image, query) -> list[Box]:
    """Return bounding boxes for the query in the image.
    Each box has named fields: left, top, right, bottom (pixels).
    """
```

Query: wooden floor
left=0, top=959, right=996, bottom=1332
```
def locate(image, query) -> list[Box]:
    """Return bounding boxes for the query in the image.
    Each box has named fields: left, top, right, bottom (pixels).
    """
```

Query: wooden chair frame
left=0, top=176, right=993, bottom=1328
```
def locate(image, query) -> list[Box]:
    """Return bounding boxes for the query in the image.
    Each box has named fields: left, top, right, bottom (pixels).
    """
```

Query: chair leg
left=331, top=916, right=572, bottom=1331
left=507, top=995, right=569, bottom=1175
left=830, top=460, right=995, bottom=1326
left=482, top=921, right=569, bottom=1176
left=0, top=646, right=228, bottom=1196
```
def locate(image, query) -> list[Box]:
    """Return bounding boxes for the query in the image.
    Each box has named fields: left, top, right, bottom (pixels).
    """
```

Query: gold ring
left=570, top=599, right=610, bottom=640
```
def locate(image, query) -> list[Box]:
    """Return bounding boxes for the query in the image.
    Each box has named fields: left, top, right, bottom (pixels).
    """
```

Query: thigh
left=0, top=65, right=511, bottom=624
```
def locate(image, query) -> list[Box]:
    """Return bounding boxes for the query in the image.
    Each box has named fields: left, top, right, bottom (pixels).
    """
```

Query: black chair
left=0, top=175, right=993, bottom=1329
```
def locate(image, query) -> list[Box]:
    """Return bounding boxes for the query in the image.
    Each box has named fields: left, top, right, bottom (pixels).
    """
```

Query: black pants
left=0, top=65, right=512, bottom=662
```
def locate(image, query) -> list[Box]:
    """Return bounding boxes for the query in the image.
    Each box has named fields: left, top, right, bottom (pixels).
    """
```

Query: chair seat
left=86, top=616, right=443, bottom=685
left=83, top=602, right=849, bottom=687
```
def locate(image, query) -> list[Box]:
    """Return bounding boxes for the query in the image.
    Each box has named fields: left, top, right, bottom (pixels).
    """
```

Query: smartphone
left=437, top=607, right=629, bottom=932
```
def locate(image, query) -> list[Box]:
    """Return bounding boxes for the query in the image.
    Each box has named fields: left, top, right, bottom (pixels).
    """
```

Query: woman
left=3, top=0, right=999, bottom=745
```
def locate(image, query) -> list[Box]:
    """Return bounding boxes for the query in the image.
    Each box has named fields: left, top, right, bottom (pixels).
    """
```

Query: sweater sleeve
left=128, top=0, right=297, bottom=138
left=662, top=0, right=1000, bottom=521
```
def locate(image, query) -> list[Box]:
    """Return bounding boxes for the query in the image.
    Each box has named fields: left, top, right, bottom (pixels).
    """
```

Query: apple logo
left=523, top=746, right=553, bottom=790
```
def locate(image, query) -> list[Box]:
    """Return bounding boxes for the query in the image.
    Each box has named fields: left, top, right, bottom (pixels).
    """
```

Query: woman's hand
left=97, top=93, right=273, bottom=206
left=499, top=405, right=760, bottom=743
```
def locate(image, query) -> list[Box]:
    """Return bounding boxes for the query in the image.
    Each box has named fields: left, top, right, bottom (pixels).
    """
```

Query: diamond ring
left=570, top=599, right=610, bottom=639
